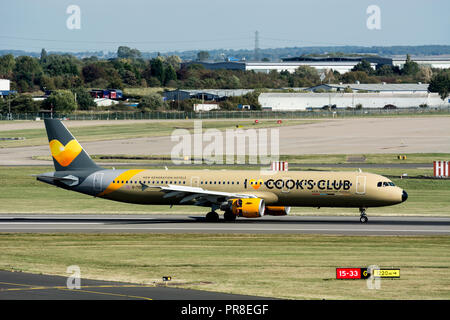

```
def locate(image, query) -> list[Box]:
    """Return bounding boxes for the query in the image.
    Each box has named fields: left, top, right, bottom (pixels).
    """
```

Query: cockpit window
left=378, top=181, right=395, bottom=187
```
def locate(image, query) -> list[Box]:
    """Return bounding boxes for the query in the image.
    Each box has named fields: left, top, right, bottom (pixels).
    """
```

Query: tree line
left=0, top=46, right=449, bottom=113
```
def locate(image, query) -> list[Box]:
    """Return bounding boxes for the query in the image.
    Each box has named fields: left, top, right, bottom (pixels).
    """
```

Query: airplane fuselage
left=39, top=168, right=406, bottom=208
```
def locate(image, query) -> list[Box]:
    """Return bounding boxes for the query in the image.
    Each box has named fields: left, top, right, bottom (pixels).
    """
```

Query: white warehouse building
left=259, top=92, right=450, bottom=111
left=244, top=61, right=376, bottom=74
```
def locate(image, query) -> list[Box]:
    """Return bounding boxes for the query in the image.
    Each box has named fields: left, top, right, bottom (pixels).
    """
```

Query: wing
left=141, top=183, right=256, bottom=207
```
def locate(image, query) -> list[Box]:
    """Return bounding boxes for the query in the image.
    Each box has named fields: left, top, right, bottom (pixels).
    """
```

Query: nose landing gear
left=359, top=208, right=368, bottom=223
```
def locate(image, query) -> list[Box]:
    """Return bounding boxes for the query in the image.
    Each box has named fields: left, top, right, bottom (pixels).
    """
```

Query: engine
left=230, top=198, right=265, bottom=218
left=264, top=206, right=291, bottom=216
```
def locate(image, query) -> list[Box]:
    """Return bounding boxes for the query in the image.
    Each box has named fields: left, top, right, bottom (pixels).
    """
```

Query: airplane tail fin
left=44, top=118, right=101, bottom=172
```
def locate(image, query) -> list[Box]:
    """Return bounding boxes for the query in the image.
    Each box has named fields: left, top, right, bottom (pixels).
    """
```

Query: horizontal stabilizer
left=34, top=174, right=79, bottom=187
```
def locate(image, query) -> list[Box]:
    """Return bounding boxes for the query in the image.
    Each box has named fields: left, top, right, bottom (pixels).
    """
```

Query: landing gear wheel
left=359, top=208, right=368, bottom=223
left=205, top=211, right=219, bottom=222
left=223, top=210, right=236, bottom=222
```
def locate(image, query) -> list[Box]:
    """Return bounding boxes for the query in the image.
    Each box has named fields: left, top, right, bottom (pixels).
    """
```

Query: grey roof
left=166, top=89, right=254, bottom=97
left=318, top=83, right=429, bottom=92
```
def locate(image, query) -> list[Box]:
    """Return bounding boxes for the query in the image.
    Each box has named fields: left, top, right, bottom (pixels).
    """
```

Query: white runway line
left=0, top=226, right=449, bottom=234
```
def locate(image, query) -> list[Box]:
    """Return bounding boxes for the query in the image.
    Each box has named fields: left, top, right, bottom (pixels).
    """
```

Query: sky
left=1, top=0, right=449, bottom=53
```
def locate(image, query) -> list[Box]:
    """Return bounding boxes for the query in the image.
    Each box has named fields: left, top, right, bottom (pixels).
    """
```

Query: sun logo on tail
left=49, top=139, right=83, bottom=167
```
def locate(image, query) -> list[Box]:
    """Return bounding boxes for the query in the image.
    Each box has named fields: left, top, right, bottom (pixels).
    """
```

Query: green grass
left=1, top=233, right=449, bottom=299
left=0, top=165, right=449, bottom=216
left=0, top=119, right=313, bottom=148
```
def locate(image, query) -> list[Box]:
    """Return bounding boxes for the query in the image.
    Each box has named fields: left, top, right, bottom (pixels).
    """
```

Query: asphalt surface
left=0, top=214, right=449, bottom=235
left=0, top=270, right=263, bottom=300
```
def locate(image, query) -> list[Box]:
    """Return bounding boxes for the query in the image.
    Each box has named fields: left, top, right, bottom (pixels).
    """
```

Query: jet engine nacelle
left=264, top=206, right=291, bottom=216
left=231, top=198, right=265, bottom=218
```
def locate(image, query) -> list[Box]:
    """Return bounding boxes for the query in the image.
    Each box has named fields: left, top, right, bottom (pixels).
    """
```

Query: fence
left=1, top=107, right=449, bottom=121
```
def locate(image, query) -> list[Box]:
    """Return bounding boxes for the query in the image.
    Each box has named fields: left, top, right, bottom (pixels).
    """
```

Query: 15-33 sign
left=336, top=268, right=400, bottom=279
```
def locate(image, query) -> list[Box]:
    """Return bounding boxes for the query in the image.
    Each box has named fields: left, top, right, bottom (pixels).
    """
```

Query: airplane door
left=191, top=176, right=200, bottom=187
left=356, top=176, right=366, bottom=194
left=93, top=173, right=104, bottom=192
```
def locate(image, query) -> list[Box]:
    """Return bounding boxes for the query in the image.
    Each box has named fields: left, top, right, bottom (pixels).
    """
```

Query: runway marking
left=0, top=222, right=104, bottom=225
left=57, top=288, right=152, bottom=300
left=0, top=226, right=449, bottom=233
left=0, top=281, right=153, bottom=300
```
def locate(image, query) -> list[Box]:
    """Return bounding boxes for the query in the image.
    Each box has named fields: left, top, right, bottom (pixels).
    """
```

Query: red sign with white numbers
left=336, top=268, right=362, bottom=279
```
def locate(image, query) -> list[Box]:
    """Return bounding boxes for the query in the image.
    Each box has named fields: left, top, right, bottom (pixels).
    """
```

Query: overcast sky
left=1, top=0, right=449, bottom=53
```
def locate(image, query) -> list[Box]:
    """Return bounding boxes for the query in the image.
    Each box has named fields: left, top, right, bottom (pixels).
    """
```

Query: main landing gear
left=205, top=210, right=236, bottom=222
left=223, top=210, right=236, bottom=222
left=359, top=208, right=368, bottom=223
left=205, top=211, right=219, bottom=222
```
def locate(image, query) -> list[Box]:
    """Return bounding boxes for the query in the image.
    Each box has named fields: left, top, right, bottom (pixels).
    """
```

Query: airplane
left=36, top=119, right=408, bottom=223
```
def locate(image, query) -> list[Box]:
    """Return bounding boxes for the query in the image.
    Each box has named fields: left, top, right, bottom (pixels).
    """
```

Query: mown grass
left=0, top=233, right=449, bottom=299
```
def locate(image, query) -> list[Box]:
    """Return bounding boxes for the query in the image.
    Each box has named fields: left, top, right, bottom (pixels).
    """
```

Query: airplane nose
left=402, top=190, right=408, bottom=202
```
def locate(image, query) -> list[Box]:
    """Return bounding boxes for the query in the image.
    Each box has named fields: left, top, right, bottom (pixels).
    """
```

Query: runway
left=1, top=214, right=449, bottom=235
left=0, top=270, right=262, bottom=300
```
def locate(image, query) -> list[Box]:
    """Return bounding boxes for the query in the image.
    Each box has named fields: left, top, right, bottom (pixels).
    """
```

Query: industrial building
left=306, top=83, right=430, bottom=93
left=0, top=79, right=15, bottom=97
left=392, top=56, right=450, bottom=69
left=182, top=55, right=450, bottom=75
left=182, top=60, right=376, bottom=74
left=258, top=92, right=449, bottom=111
left=163, top=89, right=254, bottom=101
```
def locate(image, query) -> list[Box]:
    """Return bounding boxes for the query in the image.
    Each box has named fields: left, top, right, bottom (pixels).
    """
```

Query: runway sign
left=336, top=268, right=369, bottom=280
left=336, top=268, right=400, bottom=279
left=372, top=269, right=400, bottom=278
left=433, top=161, right=449, bottom=177
left=271, top=161, right=288, bottom=171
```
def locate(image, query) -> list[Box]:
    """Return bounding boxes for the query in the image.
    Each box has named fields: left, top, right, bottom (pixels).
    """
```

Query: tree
left=0, top=54, right=15, bottom=78
left=43, top=54, right=79, bottom=77
left=13, top=56, right=43, bottom=92
left=150, top=58, right=165, bottom=85
left=117, top=46, right=141, bottom=59
left=71, top=87, right=96, bottom=110
left=9, top=95, right=39, bottom=113
left=82, top=63, right=106, bottom=83
left=402, top=54, right=420, bottom=76
left=351, top=60, right=373, bottom=74
left=44, top=90, right=77, bottom=113
left=137, top=93, right=167, bottom=111
left=375, top=64, right=394, bottom=76
left=197, top=51, right=210, bottom=61
left=163, top=65, right=177, bottom=86
left=40, top=48, right=48, bottom=64
left=428, top=69, right=450, bottom=100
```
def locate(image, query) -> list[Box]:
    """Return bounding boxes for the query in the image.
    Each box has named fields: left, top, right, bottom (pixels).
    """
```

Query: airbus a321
left=36, top=119, right=408, bottom=223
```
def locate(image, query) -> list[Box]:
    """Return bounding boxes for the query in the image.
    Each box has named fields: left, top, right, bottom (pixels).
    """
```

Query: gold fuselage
left=98, top=169, right=405, bottom=208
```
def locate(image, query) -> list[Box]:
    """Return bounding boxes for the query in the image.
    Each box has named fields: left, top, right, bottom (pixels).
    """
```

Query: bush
left=137, top=93, right=167, bottom=111
left=44, top=90, right=77, bottom=113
